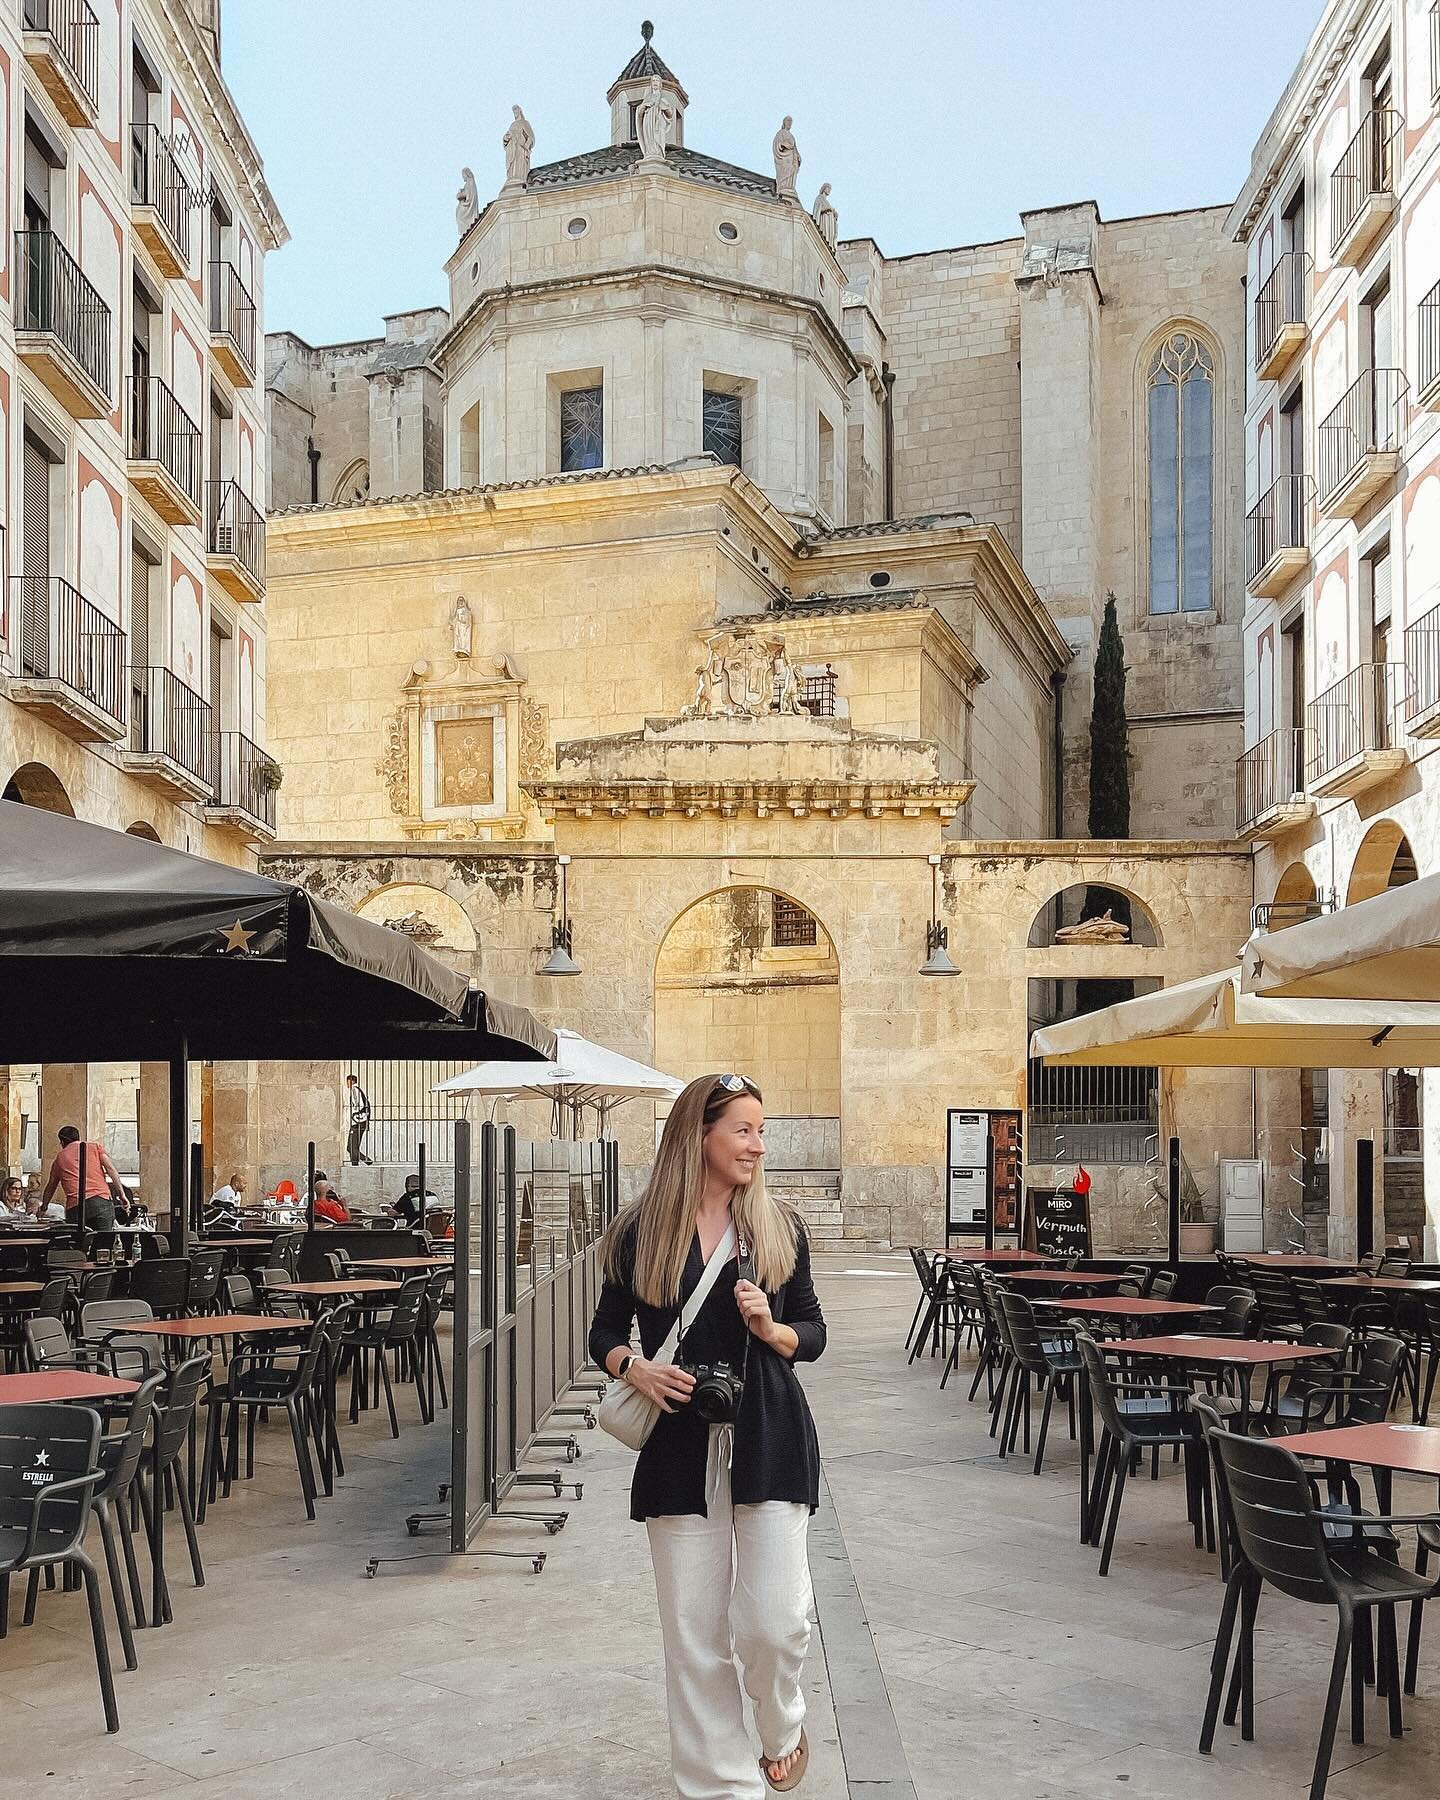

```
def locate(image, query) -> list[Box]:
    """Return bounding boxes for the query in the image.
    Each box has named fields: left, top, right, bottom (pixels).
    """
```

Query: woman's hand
left=735, top=1279, right=776, bottom=1342
left=624, top=1357, right=696, bottom=1414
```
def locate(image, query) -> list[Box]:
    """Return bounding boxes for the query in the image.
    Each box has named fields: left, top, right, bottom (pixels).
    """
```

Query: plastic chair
left=904, top=1249, right=950, bottom=1362
left=994, top=1288, right=1079, bottom=1474
left=79, top=1300, right=161, bottom=1381
left=126, top=1257, right=190, bottom=1319
left=1250, top=1269, right=1305, bottom=1340
left=25, top=1315, right=114, bottom=1375
left=1116, top=1262, right=1155, bottom=1298
left=340, top=1276, right=431, bottom=1436
left=1149, top=1269, right=1178, bottom=1300
left=185, top=1249, right=226, bottom=1317
left=1200, top=1427, right=1440, bottom=1799
left=0, top=1402, right=116, bottom=1731
left=201, top=1315, right=332, bottom=1522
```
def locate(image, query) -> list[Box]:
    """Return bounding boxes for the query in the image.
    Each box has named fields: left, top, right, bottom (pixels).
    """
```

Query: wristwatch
left=617, top=1354, right=635, bottom=1383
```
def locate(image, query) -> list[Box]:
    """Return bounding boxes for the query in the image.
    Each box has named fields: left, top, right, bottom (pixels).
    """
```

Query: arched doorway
left=1347, top=820, right=1418, bottom=904
left=126, top=822, right=162, bottom=842
left=1271, top=860, right=1319, bottom=927
left=654, top=888, right=841, bottom=1237
left=2, top=762, right=74, bottom=815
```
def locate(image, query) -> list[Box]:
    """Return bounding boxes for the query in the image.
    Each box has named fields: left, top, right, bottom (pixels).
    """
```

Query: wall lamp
left=919, top=852, right=959, bottom=977
left=540, top=853, right=581, bottom=976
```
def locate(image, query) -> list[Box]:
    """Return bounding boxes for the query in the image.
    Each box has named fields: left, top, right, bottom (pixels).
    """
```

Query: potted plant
left=1178, top=1189, right=1215, bottom=1258
left=256, top=759, right=284, bottom=793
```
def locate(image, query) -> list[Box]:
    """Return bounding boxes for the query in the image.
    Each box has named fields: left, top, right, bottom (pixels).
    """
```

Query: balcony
left=1306, top=662, right=1408, bottom=799
left=8, top=575, right=125, bottom=743
left=204, top=730, right=279, bottom=841
left=1253, top=250, right=1311, bottom=381
left=22, top=0, right=99, bottom=127
left=1405, top=597, right=1440, bottom=739
left=1330, top=107, right=1401, bottom=265
left=130, top=124, right=193, bottom=279
left=127, top=377, right=202, bottom=526
left=1245, top=473, right=1312, bottom=598
left=208, top=260, right=256, bottom=387
left=1317, top=368, right=1407, bottom=518
left=206, top=480, right=265, bottom=603
left=1420, top=280, right=1440, bottom=410
left=122, top=665, right=212, bottom=801
left=1236, top=727, right=1315, bottom=840
left=14, top=230, right=111, bottom=419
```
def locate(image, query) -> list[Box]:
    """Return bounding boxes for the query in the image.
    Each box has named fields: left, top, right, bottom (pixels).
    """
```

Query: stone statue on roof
left=811, top=182, right=838, bottom=250
left=636, top=73, right=676, bottom=164
left=772, top=116, right=801, bottom=199
left=455, top=167, right=479, bottom=237
left=502, top=105, right=534, bottom=191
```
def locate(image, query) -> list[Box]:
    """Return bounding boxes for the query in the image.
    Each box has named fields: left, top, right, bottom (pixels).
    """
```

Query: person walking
left=589, top=1072, right=825, bottom=1797
left=344, top=1073, right=372, bottom=1166
left=40, top=1125, right=127, bottom=1232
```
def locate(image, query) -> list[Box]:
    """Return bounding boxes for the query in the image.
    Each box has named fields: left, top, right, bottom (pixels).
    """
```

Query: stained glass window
left=559, top=386, right=604, bottom=472
left=702, top=388, right=742, bottom=467
left=1147, top=331, right=1214, bottom=615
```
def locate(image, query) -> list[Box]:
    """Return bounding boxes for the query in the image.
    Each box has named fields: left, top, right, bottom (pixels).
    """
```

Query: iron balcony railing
left=15, top=574, right=126, bottom=727
left=210, top=730, right=278, bottom=832
left=130, top=122, right=192, bottom=259
left=1306, top=661, right=1405, bottom=783
left=1253, top=249, right=1311, bottom=371
left=1245, top=473, right=1311, bottom=587
left=1330, top=106, right=1401, bottom=254
left=129, top=665, right=210, bottom=782
left=207, top=479, right=265, bottom=586
left=1406, top=596, right=1440, bottom=724
left=1236, top=726, right=1309, bottom=832
left=208, top=258, right=256, bottom=373
left=1420, top=279, right=1440, bottom=398
left=1316, top=367, right=1407, bottom=506
left=23, top=0, right=100, bottom=109
left=127, top=375, right=201, bottom=508
left=14, top=228, right=111, bottom=402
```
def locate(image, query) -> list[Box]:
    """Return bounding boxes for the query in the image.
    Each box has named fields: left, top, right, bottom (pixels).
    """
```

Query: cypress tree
left=1078, top=593, right=1132, bottom=1012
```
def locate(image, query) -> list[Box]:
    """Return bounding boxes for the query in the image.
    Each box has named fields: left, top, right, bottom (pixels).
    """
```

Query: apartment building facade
left=1232, top=0, right=1440, bottom=1250
left=0, top=0, right=285, bottom=1176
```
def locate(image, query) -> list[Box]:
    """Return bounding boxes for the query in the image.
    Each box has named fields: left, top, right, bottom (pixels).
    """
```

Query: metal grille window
left=559, top=386, right=603, bottom=472
left=773, top=663, right=837, bottom=717
left=702, top=388, right=742, bottom=467
left=771, top=894, right=817, bottom=947
left=1147, top=330, right=1213, bottom=615
left=355, top=1061, right=474, bottom=1165
left=1025, top=1059, right=1159, bottom=1164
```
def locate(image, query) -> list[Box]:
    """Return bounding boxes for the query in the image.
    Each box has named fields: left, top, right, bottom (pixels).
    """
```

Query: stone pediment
left=524, top=714, right=974, bottom=821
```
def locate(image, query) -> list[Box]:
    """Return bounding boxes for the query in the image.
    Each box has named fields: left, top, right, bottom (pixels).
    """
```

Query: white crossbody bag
left=597, top=1224, right=736, bottom=1451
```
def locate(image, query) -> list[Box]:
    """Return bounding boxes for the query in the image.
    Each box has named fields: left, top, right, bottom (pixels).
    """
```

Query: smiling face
left=703, top=1093, right=765, bottom=1191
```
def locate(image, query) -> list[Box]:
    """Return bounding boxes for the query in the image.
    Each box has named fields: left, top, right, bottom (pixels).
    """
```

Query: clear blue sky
left=223, top=0, right=1324, bottom=347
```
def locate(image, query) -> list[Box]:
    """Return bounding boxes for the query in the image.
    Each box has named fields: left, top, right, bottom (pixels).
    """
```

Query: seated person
left=387, top=1174, right=439, bottom=1227
left=26, top=1188, right=67, bottom=1223
left=1, top=1176, right=28, bottom=1217
left=310, top=1175, right=350, bottom=1226
left=207, top=1172, right=247, bottom=1231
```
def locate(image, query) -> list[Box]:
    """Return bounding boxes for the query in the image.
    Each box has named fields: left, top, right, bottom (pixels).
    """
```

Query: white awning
left=435, top=1026, right=685, bottom=1107
left=1243, top=874, right=1440, bottom=1002
left=1030, top=967, right=1440, bottom=1068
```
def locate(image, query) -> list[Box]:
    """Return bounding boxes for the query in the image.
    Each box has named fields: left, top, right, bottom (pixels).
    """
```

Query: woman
left=1, top=1176, right=28, bottom=1218
left=590, top=1073, right=826, bottom=1798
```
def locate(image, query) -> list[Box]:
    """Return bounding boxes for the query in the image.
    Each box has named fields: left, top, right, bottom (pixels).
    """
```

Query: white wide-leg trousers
left=645, top=1436, right=813, bottom=1800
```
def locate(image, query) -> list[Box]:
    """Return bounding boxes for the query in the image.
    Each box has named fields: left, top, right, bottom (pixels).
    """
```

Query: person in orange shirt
left=41, top=1126, right=127, bottom=1232
left=310, top=1174, right=350, bottom=1226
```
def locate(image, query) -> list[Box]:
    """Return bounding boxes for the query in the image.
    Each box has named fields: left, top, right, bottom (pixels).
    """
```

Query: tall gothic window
left=559, top=386, right=604, bottom=472
left=702, top=388, right=742, bottom=467
left=1146, top=330, right=1214, bottom=615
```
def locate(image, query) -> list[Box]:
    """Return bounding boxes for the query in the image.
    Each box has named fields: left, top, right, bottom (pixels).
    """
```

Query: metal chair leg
left=96, top=1503, right=137, bottom=1673
left=1309, top=1613, right=1353, bottom=1800
left=77, top=1552, right=119, bottom=1733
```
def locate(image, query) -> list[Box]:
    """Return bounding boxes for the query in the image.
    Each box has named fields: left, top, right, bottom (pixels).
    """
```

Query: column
left=1327, top=1069, right=1385, bottom=1259
left=138, top=1062, right=179, bottom=1233
left=38, top=1064, right=105, bottom=1156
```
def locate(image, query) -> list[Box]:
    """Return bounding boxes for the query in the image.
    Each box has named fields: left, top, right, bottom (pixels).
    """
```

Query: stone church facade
left=250, top=25, right=1267, bottom=1249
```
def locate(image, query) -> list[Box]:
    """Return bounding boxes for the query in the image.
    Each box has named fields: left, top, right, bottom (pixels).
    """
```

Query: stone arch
left=126, top=822, right=162, bottom=842
left=1026, top=882, right=1162, bottom=949
left=353, top=882, right=479, bottom=955
left=2, top=762, right=75, bottom=815
left=1271, top=860, right=1318, bottom=925
left=1346, top=820, right=1419, bottom=905
left=653, top=885, right=841, bottom=1126
left=332, top=458, right=370, bottom=506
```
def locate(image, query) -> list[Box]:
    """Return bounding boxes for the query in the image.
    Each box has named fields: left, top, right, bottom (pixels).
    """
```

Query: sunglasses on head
left=716, top=1073, right=755, bottom=1094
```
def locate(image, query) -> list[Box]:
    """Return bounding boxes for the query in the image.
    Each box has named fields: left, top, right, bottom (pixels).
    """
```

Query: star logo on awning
left=34, top=1450, right=49, bottom=1468
left=220, top=919, right=256, bottom=954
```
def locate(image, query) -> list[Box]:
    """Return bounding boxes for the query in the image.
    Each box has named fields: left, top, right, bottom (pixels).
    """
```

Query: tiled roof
left=613, top=36, right=683, bottom=92
left=769, top=589, right=929, bottom=618
left=270, top=462, right=680, bottom=519
left=527, top=142, right=774, bottom=199
left=801, top=510, right=977, bottom=543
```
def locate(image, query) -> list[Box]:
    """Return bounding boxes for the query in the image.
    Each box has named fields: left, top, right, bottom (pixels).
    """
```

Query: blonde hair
left=603, top=1073, right=799, bottom=1307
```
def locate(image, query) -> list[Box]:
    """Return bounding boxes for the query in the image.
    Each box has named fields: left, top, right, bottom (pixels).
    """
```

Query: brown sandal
left=761, top=1728, right=809, bottom=1792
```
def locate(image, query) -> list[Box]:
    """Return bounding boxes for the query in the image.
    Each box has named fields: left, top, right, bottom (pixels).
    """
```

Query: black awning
left=0, top=800, right=554, bottom=1063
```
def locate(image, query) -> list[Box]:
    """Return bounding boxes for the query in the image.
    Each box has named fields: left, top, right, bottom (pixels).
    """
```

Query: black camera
left=677, top=1358, right=745, bottom=1424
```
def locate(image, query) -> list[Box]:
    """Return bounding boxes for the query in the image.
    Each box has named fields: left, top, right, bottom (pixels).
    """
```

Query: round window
left=717, top=220, right=739, bottom=243
left=566, top=216, right=589, bottom=238
left=869, top=571, right=891, bottom=590
left=470, top=261, right=479, bottom=281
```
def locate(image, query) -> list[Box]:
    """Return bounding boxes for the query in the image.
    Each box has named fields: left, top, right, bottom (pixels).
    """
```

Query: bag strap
left=658, top=1223, right=736, bottom=1366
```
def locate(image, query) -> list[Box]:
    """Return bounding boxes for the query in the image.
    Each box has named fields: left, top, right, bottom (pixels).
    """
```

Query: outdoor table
left=346, top=1255, right=453, bottom=1271
left=1317, top=1277, right=1440, bottom=1293
left=1318, top=1277, right=1440, bottom=1419
left=0, top=1280, right=45, bottom=1296
left=0, top=1370, right=138, bottom=1401
left=1242, top=1254, right=1359, bottom=1272
left=998, top=1270, right=1126, bottom=1289
left=280, top=1279, right=403, bottom=1298
left=1281, top=1421, right=1440, bottom=1514
left=1032, top=1295, right=1221, bottom=1336
left=194, top=1238, right=277, bottom=1249
left=925, top=1247, right=1054, bottom=1264
left=1099, top=1335, right=1336, bottom=1430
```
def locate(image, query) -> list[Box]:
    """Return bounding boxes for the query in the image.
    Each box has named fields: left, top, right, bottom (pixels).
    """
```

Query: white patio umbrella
left=436, top=1026, right=685, bottom=1135
left=1030, top=966, right=1440, bottom=1068
left=1242, top=873, right=1440, bottom=1002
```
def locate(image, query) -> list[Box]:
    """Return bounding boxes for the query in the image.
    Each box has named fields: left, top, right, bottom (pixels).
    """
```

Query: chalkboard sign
left=1030, top=1187, right=1091, bottom=1260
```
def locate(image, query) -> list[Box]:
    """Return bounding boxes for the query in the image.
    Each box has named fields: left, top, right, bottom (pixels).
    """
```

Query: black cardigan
left=589, top=1223, right=826, bottom=1521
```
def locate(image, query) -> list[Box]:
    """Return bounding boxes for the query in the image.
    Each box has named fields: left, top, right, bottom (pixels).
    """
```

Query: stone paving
left=3, top=1258, right=1439, bottom=1797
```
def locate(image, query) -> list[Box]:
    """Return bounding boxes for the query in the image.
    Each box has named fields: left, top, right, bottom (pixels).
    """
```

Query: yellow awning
left=1243, top=874, right=1440, bottom=1002
left=1030, top=967, right=1440, bottom=1068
